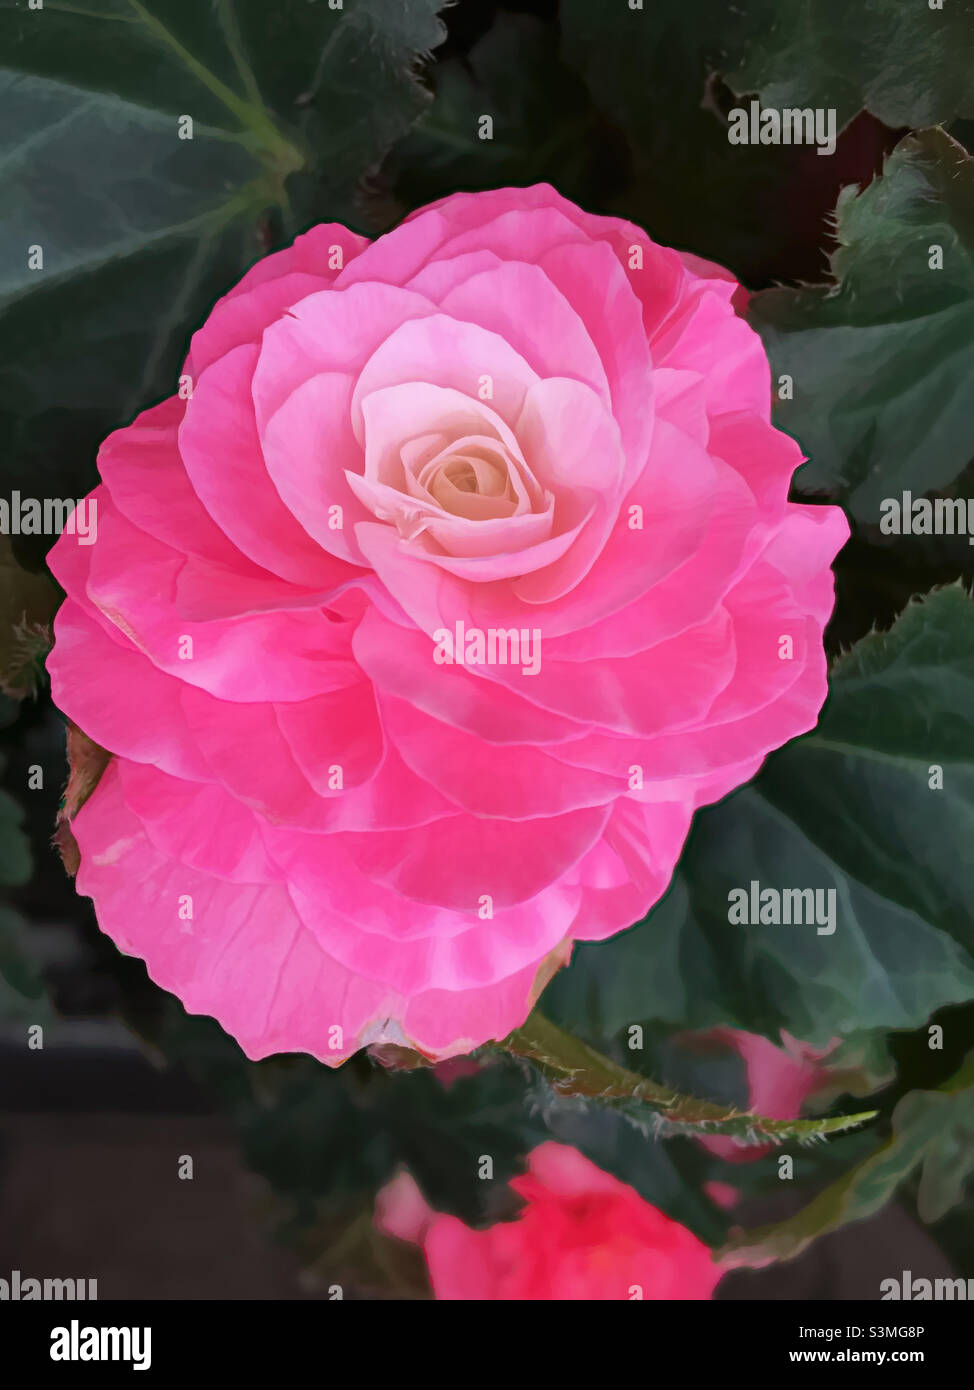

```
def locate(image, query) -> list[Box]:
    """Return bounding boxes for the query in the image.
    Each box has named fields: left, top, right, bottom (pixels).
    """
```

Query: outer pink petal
left=96, top=396, right=259, bottom=573
left=179, top=343, right=352, bottom=587
left=437, top=260, right=611, bottom=406
left=378, top=692, right=621, bottom=818
left=73, top=765, right=573, bottom=1061
left=66, top=493, right=358, bottom=703
left=251, top=281, right=437, bottom=430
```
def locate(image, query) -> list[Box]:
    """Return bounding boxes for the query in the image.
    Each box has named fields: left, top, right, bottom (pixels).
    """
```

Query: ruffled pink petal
left=467, top=604, right=738, bottom=738
left=377, top=692, right=621, bottom=818
left=106, top=762, right=578, bottom=994
left=543, top=459, right=756, bottom=660
left=511, top=376, right=626, bottom=602
left=224, top=223, right=367, bottom=298
left=73, top=764, right=574, bottom=1060
left=437, top=260, right=612, bottom=406
left=325, top=802, right=611, bottom=911
left=653, top=284, right=771, bottom=421
left=252, top=281, right=438, bottom=430
left=74, top=493, right=358, bottom=703
left=709, top=411, right=805, bottom=520
left=179, top=343, right=352, bottom=587
left=186, top=273, right=330, bottom=379
left=48, top=601, right=212, bottom=784
left=96, top=396, right=260, bottom=573
left=260, top=370, right=372, bottom=566
left=350, top=313, right=540, bottom=439
left=352, top=606, right=582, bottom=745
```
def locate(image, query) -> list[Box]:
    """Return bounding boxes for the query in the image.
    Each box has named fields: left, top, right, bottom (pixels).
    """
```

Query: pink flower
left=47, top=186, right=848, bottom=1063
left=377, top=1141, right=721, bottom=1300
left=700, top=1028, right=837, bottom=1164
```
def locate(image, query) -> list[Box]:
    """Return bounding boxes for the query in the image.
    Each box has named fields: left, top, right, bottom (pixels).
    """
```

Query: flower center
left=420, top=446, right=516, bottom=517
left=405, top=436, right=521, bottom=522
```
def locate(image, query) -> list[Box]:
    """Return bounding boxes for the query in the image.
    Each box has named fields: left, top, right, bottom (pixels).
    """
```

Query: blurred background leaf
left=721, top=1050, right=974, bottom=1267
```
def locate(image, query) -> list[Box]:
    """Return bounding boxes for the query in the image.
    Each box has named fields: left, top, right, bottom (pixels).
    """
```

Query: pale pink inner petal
left=348, top=381, right=560, bottom=563
left=416, top=440, right=518, bottom=520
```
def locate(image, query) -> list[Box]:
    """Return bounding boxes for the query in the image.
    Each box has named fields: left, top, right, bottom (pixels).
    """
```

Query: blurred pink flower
left=700, top=1028, right=837, bottom=1165
left=377, top=1140, right=722, bottom=1300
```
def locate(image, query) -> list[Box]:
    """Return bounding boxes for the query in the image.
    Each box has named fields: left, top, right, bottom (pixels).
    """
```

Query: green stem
left=499, top=1011, right=878, bottom=1144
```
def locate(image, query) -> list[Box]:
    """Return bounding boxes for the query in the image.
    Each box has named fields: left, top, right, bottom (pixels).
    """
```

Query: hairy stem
left=499, top=1011, right=878, bottom=1144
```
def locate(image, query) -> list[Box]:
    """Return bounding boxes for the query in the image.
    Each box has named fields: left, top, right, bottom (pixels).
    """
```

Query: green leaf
left=720, top=1050, right=974, bottom=1267
left=722, top=0, right=974, bottom=129
left=0, top=0, right=447, bottom=518
left=749, top=129, right=974, bottom=522
left=290, top=0, right=448, bottom=220
left=544, top=586, right=974, bottom=1047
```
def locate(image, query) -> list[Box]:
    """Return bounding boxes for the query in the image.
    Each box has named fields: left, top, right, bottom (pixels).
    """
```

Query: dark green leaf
left=750, top=129, right=974, bottom=521
left=722, top=0, right=974, bottom=129
left=0, top=0, right=447, bottom=518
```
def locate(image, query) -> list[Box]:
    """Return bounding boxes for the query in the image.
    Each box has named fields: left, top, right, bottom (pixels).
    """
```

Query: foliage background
left=2, top=0, right=974, bottom=1297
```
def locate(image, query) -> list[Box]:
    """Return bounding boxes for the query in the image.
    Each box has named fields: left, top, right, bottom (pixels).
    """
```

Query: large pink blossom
left=377, top=1140, right=722, bottom=1300
left=47, top=185, right=847, bottom=1063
